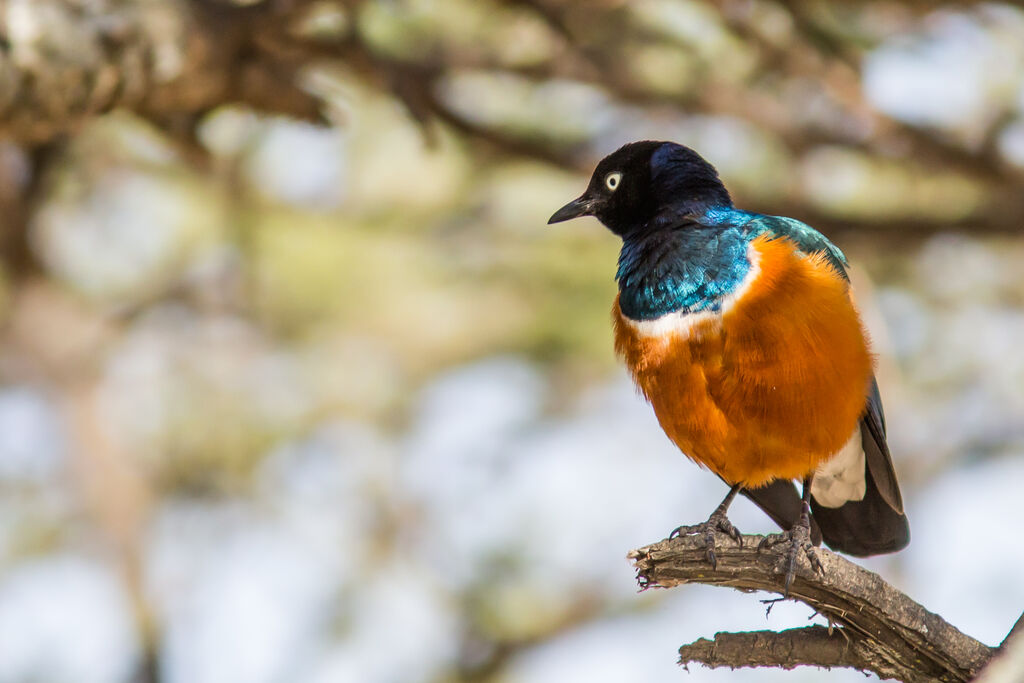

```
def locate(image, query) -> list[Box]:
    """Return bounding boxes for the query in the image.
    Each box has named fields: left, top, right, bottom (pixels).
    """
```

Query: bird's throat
left=616, top=225, right=753, bottom=321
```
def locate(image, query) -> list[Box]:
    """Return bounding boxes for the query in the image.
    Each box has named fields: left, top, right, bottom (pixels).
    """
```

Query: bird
left=548, top=140, right=909, bottom=595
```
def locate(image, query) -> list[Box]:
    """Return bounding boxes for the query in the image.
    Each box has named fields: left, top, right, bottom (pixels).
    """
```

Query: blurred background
left=0, top=1, right=1023, bottom=681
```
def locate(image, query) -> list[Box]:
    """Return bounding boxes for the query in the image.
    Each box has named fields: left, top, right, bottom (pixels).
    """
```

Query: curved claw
left=758, top=527, right=821, bottom=598
left=667, top=513, right=742, bottom=570
left=667, top=484, right=744, bottom=570
left=706, top=547, right=718, bottom=570
left=783, top=560, right=797, bottom=596
left=808, top=549, right=825, bottom=576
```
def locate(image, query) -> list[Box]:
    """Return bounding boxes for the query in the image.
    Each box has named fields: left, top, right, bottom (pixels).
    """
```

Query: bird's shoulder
left=694, top=208, right=850, bottom=281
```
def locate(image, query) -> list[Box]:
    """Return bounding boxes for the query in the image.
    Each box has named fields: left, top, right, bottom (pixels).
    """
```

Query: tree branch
left=678, top=626, right=893, bottom=678
left=629, top=534, right=994, bottom=682
left=0, top=0, right=325, bottom=146
left=5, top=0, right=1023, bottom=241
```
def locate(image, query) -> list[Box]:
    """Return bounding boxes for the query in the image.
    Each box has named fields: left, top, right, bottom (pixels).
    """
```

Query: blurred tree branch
left=0, top=0, right=1023, bottom=249
left=0, top=0, right=329, bottom=273
left=0, top=141, right=58, bottom=275
left=0, top=0, right=326, bottom=145
left=631, top=534, right=998, bottom=682
left=0, top=4, right=1018, bottom=681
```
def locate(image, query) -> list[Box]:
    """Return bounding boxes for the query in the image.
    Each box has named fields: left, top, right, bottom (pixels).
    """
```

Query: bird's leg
left=668, top=483, right=743, bottom=570
left=757, top=475, right=824, bottom=597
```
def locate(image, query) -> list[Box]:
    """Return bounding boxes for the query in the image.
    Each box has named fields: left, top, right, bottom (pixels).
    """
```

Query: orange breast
left=613, top=234, right=872, bottom=487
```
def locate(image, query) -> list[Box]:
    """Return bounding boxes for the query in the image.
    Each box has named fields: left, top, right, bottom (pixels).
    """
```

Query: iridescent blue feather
left=616, top=206, right=850, bottom=320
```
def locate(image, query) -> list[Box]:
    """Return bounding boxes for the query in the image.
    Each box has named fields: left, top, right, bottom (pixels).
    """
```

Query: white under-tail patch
left=624, top=244, right=762, bottom=339
left=810, top=429, right=867, bottom=508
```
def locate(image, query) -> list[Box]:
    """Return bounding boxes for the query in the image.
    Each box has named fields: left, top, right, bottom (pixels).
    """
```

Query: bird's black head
left=548, top=141, right=732, bottom=236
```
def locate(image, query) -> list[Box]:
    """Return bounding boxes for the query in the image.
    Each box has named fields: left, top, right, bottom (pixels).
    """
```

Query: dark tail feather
left=811, top=398, right=910, bottom=556
left=811, top=462, right=910, bottom=556
left=741, top=471, right=908, bottom=557
left=809, top=381, right=910, bottom=556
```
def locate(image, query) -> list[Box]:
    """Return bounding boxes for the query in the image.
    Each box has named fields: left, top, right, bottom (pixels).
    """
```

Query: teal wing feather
left=743, top=214, right=850, bottom=281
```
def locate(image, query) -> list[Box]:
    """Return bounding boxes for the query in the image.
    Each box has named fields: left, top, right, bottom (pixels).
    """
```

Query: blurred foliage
left=0, top=1, right=1023, bottom=683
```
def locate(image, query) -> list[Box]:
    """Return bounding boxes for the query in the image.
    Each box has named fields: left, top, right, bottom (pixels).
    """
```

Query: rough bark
left=678, top=627, right=896, bottom=677
left=630, top=534, right=995, bottom=682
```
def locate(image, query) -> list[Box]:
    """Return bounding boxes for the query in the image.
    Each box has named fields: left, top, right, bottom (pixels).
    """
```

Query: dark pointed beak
left=548, top=195, right=593, bottom=224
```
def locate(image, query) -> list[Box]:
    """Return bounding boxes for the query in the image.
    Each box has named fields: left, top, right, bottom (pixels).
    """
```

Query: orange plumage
left=613, top=234, right=873, bottom=487
left=551, top=140, right=909, bottom=563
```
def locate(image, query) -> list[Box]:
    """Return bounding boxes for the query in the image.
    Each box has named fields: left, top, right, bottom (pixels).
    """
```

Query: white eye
left=605, top=171, right=622, bottom=192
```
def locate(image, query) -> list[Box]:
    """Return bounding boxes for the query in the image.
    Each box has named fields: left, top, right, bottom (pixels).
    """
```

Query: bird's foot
left=668, top=510, right=742, bottom=570
left=757, top=521, right=824, bottom=597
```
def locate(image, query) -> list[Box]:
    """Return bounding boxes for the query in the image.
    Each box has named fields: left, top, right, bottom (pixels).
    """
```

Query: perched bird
left=549, top=141, right=909, bottom=594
